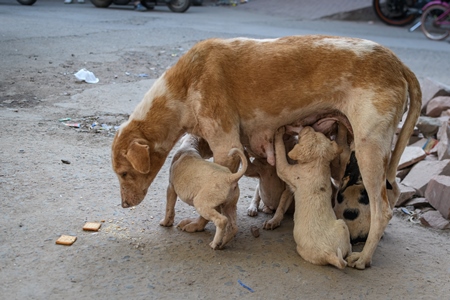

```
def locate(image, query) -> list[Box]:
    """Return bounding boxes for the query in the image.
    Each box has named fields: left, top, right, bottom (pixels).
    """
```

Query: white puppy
left=275, top=126, right=352, bottom=269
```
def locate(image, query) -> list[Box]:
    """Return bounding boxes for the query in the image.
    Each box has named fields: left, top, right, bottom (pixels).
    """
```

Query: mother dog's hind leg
left=346, top=140, right=393, bottom=270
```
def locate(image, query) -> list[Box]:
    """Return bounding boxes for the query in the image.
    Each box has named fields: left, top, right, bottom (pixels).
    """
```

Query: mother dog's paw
left=346, top=252, right=371, bottom=270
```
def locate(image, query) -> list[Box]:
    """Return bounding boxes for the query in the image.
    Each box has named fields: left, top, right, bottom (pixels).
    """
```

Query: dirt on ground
left=1, top=2, right=450, bottom=299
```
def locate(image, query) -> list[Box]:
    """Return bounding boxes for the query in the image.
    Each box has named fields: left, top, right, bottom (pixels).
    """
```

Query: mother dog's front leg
left=206, top=132, right=243, bottom=172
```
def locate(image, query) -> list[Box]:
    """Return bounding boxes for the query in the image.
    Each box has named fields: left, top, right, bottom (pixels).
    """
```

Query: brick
left=436, top=122, right=450, bottom=160
left=425, top=175, right=450, bottom=219
left=426, top=96, right=450, bottom=117
left=442, top=109, right=450, bottom=117
left=402, top=197, right=430, bottom=209
left=398, top=146, right=426, bottom=170
left=395, top=183, right=417, bottom=207
left=409, top=138, right=428, bottom=148
left=396, top=166, right=411, bottom=181
left=420, top=78, right=450, bottom=114
left=402, top=159, right=450, bottom=196
left=419, top=210, right=450, bottom=229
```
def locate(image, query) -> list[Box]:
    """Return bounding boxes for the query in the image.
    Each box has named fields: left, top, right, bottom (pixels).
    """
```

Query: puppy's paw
left=209, top=241, right=223, bottom=250
left=159, top=218, right=174, bottom=227
left=346, top=252, right=371, bottom=270
left=263, top=219, right=280, bottom=230
left=261, top=205, right=274, bottom=214
left=177, top=218, right=205, bottom=232
left=247, top=206, right=258, bottom=217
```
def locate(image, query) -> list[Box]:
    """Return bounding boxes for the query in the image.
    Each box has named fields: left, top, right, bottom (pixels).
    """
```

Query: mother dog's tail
left=387, top=67, right=422, bottom=187
left=228, top=148, right=248, bottom=183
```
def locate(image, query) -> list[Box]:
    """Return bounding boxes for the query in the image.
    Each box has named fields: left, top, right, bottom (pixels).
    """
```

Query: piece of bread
left=56, top=235, right=77, bottom=246
left=83, top=222, right=102, bottom=231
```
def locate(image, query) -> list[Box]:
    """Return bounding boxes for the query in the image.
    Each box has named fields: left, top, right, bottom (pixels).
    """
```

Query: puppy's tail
left=329, top=248, right=348, bottom=270
left=228, top=148, right=248, bottom=183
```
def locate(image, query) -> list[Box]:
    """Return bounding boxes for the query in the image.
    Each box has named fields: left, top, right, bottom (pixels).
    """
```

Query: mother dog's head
left=111, top=124, right=170, bottom=208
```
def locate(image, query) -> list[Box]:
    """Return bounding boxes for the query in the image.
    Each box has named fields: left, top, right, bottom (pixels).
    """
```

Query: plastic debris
left=101, top=124, right=112, bottom=130
left=58, top=118, right=71, bottom=122
left=59, top=115, right=127, bottom=135
left=64, top=123, right=81, bottom=128
left=74, top=68, right=99, bottom=84
left=237, top=279, right=254, bottom=293
left=400, top=207, right=420, bottom=224
left=90, top=122, right=98, bottom=129
left=423, top=137, right=438, bottom=154
left=401, top=207, right=413, bottom=215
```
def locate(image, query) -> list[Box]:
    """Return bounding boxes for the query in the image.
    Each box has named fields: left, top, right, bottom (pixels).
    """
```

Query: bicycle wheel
left=421, top=4, right=450, bottom=40
left=372, top=0, right=418, bottom=26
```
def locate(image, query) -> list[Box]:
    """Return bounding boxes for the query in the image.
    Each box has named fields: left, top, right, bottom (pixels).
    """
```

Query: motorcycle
left=372, top=0, right=431, bottom=26
left=90, top=0, right=192, bottom=12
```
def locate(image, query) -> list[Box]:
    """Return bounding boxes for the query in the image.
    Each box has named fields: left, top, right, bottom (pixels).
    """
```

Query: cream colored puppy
left=275, top=126, right=352, bottom=269
left=160, top=134, right=247, bottom=250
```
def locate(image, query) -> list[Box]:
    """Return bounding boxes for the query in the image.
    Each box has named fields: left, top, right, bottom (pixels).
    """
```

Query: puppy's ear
left=331, top=141, right=343, bottom=158
left=288, top=144, right=310, bottom=163
left=126, top=140, right=151, bottom=174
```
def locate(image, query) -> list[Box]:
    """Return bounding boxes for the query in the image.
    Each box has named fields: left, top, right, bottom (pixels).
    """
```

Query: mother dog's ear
left=126, top=140, right=151, bottom=174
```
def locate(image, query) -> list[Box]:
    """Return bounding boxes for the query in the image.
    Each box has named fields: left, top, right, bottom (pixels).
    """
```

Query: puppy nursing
left=160, top=134, right=247, bottom=249
left=245, top=134, right=297, bottom=230
left=275, top=127, right=352, bottom=269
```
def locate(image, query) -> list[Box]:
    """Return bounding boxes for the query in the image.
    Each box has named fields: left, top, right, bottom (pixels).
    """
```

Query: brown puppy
left=275, top=126, right=351, bottom=269
left=111, top=35, right=421, bottom=269
left=160, top=134, right=247, bottom=249
left=245, top=134, right=296, bottom=230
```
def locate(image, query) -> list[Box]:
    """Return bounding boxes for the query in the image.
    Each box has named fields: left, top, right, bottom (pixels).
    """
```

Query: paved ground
left=232, top=0, right=373, bottom=20
left=1, top=1, right=450, bottom=299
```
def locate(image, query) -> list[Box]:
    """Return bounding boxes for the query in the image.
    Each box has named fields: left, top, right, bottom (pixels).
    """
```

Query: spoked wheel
left=372, top=0, right=418, bottom=26
left=421, top=4, right=450, bottom=40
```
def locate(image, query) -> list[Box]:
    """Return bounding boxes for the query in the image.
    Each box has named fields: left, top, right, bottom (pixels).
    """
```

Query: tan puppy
left=245, top=134, right=296, bottom=230
left=275, top=126, right=352, bottom=269
left=160, top=134, right=247, bottom=249
left=111, top=35, right=421, bottom=269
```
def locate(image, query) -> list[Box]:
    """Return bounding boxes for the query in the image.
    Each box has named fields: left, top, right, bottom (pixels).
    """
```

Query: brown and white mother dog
left=111, top=35, right=421, bottom=269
